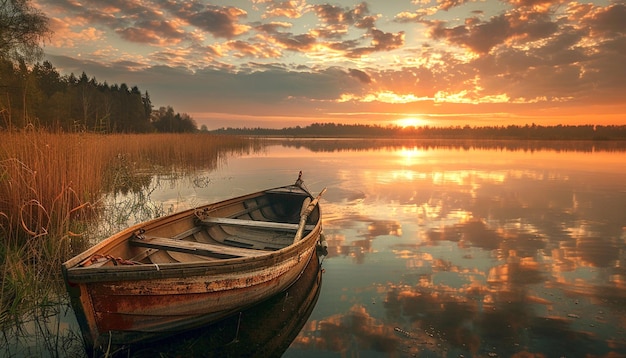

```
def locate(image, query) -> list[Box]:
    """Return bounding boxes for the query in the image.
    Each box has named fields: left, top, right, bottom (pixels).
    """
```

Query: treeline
left=210, top=122, right=626, bottom=140
left=0, top=59, right=196, bottom=132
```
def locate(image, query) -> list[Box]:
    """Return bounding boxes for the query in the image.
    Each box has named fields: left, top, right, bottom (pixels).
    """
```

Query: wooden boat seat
left=130, top=236, right=264, bottom=259
left=198, top=216, right=315, bottom=231
left=222, top=235, right=288, bottom=250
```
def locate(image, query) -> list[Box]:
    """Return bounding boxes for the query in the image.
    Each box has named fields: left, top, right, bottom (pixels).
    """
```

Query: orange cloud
left=262, top=0, right=306, bottom=19
left=47, top=18, right=104, bottom=47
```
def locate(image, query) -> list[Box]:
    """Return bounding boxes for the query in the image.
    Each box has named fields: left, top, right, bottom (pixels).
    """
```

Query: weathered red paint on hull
left=118, top=249, right=324, bottom=357
left=89, top=246, right=314, bottom=333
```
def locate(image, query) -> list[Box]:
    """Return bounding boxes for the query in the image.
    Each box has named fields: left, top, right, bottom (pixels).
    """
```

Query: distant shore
left=209, top=123, right=626, bottom=141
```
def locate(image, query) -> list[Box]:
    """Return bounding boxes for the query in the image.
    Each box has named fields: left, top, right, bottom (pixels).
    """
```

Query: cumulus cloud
left=182, top=6, right=250, bottom=39
left=423, top=6, right=567, bottom=55
left=47, top=17, right=104, bottom=47
left=348, top=68, right=372, bottom=84
left=313, top=2, right=371, bottom=27
left=116, top=20, right=186, bottom=45
left=265, top=32, right=318, bottom=51
left=262, top=0, right=306, bottom=19
left=582, top=3, right=626, bottom=36
left=437, top=0, right=471, bottom=11
left=224, top=40, right=282, bottom=58
left=311, top=2, right=381, bottom=39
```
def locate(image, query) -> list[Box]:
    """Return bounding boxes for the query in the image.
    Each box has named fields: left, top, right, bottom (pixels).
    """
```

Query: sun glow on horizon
left=395, top=117, right=430, bottom=128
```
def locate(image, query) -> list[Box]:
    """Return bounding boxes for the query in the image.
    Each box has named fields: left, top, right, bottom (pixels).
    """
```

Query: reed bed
left=0, top=131, right=259, bottom=328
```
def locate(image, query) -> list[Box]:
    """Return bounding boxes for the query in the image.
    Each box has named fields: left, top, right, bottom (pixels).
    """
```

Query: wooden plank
left=224, top=235, right=291, bottom=251
left=129, top=248, right=159, bottom=262
left=119, top=227, right=202, bottom=264
left=199, top=217, right=315, bottom=231
left=265, top=187, right=309, bottom=195
left=130, top=237, right=263, bottom=258
left=171, top=226, right=203, bottom=240
left=199, top=200, right=271, bottom=221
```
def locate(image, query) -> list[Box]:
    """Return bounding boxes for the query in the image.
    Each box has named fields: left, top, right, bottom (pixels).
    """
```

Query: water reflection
left=1, top=303, right=85, bottom=357
left=276, top=138, right=626, bottom=153
left=281, top=139, right=626, bottom=357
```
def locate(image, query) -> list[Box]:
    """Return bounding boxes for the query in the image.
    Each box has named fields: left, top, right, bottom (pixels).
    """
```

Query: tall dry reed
left=0, top=130, right=257, bottom=325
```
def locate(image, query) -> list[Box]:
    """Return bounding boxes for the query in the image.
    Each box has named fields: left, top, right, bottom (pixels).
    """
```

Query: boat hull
left=114, top=248, right=323, bottom=357
left=62, top=183, right=323, bottom=355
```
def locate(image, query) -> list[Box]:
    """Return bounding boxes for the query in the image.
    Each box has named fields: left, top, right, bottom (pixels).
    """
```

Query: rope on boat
left=80, top=254, right=140, bottom=267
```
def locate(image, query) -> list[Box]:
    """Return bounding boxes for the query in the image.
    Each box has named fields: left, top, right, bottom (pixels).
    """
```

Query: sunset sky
left=34, top=0, right=626, bottom=129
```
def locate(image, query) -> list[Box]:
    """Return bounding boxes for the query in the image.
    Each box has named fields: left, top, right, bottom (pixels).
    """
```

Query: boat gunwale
left=63, top=228, right=320, bottom=282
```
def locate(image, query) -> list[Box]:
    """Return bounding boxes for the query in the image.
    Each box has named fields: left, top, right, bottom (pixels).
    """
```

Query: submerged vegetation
left=0, top=131, right=259, bottom=343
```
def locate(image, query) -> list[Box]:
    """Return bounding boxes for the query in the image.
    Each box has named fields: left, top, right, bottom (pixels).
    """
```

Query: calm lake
left=7, top=138, right=626, bottom=357
left=239, top=139, right=626, bottom=358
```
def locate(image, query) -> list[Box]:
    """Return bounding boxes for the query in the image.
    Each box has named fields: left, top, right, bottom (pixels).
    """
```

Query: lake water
left=6, top=139, right=626, bottom=357
left=151, top=139, right=626, bottom=357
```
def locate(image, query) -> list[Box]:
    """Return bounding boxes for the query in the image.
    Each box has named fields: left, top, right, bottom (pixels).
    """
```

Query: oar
left=293, top=188, right=327, bottom=243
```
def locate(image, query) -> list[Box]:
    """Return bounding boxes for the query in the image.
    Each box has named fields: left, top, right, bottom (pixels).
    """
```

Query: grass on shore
left=0, top=130, right=258, bottom=327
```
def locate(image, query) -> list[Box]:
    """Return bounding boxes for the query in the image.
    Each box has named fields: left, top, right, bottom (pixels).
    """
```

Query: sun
left=395, top=117, right=429, bottom=128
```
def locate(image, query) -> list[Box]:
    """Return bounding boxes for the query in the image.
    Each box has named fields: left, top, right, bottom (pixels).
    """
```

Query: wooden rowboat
left=62, top=174, right=325, bottom=355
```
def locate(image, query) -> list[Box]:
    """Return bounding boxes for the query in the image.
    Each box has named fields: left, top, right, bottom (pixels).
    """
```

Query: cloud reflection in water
left=285, top=140, right=626, bottom=357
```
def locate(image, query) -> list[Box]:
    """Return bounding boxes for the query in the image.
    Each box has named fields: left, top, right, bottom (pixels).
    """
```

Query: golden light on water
left=396, top=146, right=426, bottom=166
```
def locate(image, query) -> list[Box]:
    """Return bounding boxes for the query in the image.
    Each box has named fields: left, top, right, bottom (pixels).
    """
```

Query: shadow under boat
left=107, top=248, right=324, bottom=357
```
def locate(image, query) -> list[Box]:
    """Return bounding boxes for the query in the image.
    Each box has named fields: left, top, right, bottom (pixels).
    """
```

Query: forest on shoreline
left=210, top=122, right=626, bottom=140
left=1, top=59, right=197, bottom=133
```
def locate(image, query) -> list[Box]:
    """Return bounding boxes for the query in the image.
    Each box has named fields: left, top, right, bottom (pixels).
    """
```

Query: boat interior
left=77, top=187, right=319, bottom=268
